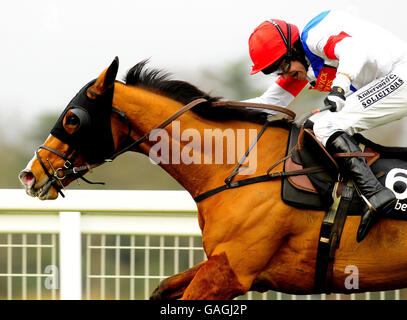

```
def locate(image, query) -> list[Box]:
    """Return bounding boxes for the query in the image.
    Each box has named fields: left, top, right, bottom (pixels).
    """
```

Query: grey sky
left=1, top=0, right=406, bottom=144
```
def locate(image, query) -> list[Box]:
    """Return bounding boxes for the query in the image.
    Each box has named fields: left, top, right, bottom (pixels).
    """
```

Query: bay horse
left=19, top=57, right=407, bottom=300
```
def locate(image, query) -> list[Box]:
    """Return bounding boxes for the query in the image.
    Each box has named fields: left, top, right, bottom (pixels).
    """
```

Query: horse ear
left=104, top=56, right=119, bottom=88
left=88, top=57, right=119, bottom=97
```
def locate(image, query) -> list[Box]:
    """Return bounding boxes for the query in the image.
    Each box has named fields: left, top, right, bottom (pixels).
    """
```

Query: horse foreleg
left=181, top=252, right=246, bottom=300
left=150, top=261, right=206, bottom=300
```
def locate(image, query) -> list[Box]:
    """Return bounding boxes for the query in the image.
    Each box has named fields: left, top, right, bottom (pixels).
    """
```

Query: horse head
left=19, top=57, right=123, bottom=199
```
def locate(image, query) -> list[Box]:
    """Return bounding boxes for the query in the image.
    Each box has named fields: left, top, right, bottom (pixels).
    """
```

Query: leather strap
left=224, top=120, right=270, bottom=185
left=110, top=99, right=296, bottom=160
left=109, top=98, right=208, bottom=160
left=211, top=101, right=296, bottom=120
left=194, top=166, right=325, bottom=203
left=334, top=152, right=376, bottom=158
left=314, top=181, right=354, bottom=293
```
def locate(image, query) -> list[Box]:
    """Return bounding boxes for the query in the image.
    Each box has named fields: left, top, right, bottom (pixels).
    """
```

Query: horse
left=19, top=57, right=407, bottom=300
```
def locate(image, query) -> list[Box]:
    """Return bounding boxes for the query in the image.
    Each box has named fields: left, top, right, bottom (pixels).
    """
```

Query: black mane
left=125, top=60, right=219, bottom=105
left=124, top=60, right=275, bottom=124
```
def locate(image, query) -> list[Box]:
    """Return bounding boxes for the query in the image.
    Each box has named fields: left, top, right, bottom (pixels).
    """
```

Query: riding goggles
left=261, top=56, right=291, bottom=75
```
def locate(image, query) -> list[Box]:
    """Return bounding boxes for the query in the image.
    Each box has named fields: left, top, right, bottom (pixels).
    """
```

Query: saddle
left=282, top=122, right=407, bottom=220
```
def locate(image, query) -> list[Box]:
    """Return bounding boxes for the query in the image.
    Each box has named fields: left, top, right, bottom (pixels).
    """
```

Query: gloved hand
left=324, top=86, right=346, bottom=112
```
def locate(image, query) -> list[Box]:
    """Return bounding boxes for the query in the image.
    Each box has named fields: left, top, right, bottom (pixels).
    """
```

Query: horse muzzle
left=19, top=170, right=36, bottom=189
left=18, top=170, right=58, bottom=200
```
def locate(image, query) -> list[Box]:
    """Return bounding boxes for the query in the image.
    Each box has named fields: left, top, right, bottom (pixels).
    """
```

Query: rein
left=36, top=97, right=208, bottom=197
left=212, top=101, right=296, bottom=119
left=108, top=98, right=209, bottom=160
left=37, top=92, right=301, bottom=199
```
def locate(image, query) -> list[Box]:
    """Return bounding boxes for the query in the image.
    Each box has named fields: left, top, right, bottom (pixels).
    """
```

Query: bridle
left=35, top=145, right=103, bottom=198
left=35, top=82, right=296, bottom=198
left=34, top=92, right=208, bottom=198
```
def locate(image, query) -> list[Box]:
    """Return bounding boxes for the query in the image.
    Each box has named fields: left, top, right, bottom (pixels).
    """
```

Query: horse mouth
left=19, top=171, right=58, bottom=200
left=27, top=180, right=56, bottom=200
left=37, top=180, right=56, bottom=200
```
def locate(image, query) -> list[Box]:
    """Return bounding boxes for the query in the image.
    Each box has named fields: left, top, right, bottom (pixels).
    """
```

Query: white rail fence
left=0, top=189, right=404, bottom=300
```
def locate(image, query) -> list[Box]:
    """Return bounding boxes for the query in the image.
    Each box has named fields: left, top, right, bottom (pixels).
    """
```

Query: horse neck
left=112, top=83, right=288, bottom=198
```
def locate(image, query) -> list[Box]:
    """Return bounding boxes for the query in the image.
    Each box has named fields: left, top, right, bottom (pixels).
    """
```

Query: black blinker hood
left=50, top=80, right=115, bottom=164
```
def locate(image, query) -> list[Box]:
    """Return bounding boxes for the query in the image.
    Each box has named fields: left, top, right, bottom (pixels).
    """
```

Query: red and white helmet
left=249, top=19, right=300, bottom=75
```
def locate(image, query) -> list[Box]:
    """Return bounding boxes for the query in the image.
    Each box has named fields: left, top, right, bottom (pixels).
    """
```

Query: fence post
left=59, top=211, right=82, bottom=300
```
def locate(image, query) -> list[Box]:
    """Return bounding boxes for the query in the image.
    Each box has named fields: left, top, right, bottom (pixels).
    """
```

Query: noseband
left=35, top=145, right=105, bottom=198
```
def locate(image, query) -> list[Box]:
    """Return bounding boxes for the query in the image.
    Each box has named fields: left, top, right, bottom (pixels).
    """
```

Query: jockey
left=247, top=10, right=407, bottom=242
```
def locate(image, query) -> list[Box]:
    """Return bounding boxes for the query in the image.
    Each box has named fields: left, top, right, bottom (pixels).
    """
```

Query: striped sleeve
left=323, top=31, right=351, bottom=60
left=245, top=76, right=308, bottom=107
left=275, top=76, right=308, bottom=97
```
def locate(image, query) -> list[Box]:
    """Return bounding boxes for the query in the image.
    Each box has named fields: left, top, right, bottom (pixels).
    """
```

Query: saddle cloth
left=282, top=124, right=407, bottom=220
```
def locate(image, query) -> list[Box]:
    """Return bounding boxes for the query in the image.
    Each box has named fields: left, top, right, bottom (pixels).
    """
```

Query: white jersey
left=246, top=9, right=407, bottom=106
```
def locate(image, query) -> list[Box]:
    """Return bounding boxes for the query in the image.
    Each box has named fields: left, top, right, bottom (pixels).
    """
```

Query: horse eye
left=66, top=114, right=80, bottom=126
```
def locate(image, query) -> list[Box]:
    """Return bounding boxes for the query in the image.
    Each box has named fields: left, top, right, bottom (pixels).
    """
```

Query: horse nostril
left=19, top=170, right=36, bottom=187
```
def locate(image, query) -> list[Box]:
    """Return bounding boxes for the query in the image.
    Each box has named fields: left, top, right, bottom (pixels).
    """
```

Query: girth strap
left=194, top=166, right=325, bottom=203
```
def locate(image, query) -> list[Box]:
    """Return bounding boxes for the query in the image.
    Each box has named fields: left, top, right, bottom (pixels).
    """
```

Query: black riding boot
left=326, top=131, right=396, bottom=242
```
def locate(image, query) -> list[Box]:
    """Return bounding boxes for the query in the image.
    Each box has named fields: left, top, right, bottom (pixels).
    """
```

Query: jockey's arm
left=328, top=36, right=367, bottom=95
left=244, top=76, right=308, bottom=108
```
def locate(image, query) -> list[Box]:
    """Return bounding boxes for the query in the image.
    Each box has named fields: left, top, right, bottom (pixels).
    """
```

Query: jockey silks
left=245, top=9, right=407, bottom=107
left=311, top=65, right=337, bottom=92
